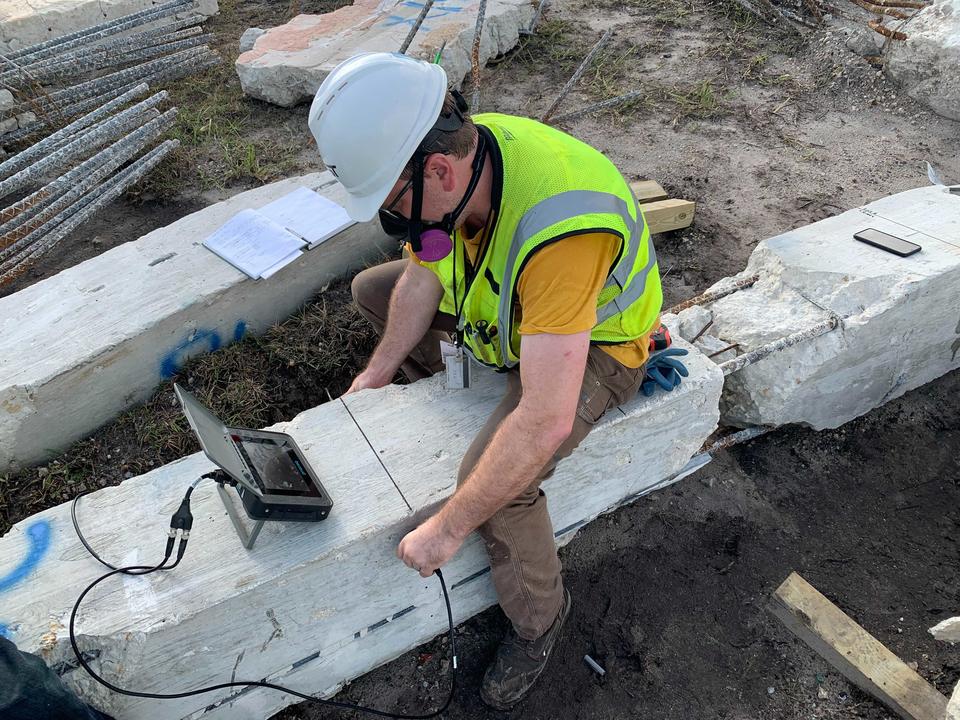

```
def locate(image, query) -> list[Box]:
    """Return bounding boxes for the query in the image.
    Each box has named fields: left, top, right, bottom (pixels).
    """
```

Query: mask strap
left=408, top=152, right=426, bottom=252
left=441, top=132, right=487, bottom=230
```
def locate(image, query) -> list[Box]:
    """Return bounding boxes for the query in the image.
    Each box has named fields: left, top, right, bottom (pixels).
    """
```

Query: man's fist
left=397, top=515, right=464, bottom=578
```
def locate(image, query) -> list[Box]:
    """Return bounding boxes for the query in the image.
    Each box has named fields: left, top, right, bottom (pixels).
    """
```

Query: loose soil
left=1, top=0, right=958, bottom=718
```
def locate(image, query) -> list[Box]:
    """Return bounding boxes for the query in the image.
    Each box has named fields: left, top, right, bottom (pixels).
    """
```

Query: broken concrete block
left=235, top=0, right=535, bottom=107
left=949, top=681, right=960, bottom=720
left=696, top=333, right=737, bottom=364
left=239, top=26, right=265, bottom=53
left=930, top=616, right=960, bottom=643
left=676, top=305, right=712, bottom=342
left=707, top=185, right=960, bottom=430
left=0, top=115, right=16, bottom=134
left=0, top=88, right=13, bottom=111
left=0, top=340, right=721, bottom=719
left=886, top=0, right=960, bottom=121
left=0, top=0, right=220, bottom=54
left=16, top=111, right=35, bottom=128
left=0, top=172, right=394, bottom=474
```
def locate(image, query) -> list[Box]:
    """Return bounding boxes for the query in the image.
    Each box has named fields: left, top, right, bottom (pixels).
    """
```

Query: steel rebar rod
left=0, top=109, right=176, bottom=249
left=522, top=0, right=550, bottom=35
left=0, top=84, right=134, bottom=146
left=540, top=28, right=613, bottom=123
left=399, top=0, right=436, bottom=54
left=3, top=34, right=211, bottom=88
left=470, top=0, right=488, bottom=111
left=6, top=0, right=192, bottom=66
left=667, top=274, right=760, bottom=314
left=0, top=140, right=178, bottom=282
left=700, top=426, right=773, bottom=455
left=718, top=316, right=840, bottom=376
left=550, top=89, right=645, bottom=124
left=0, top=90, right=167, bottom=201
left=0, top=83, right=150, bottom=180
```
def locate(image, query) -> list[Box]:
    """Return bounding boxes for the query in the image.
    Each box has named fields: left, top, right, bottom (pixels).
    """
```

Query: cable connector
left=170, top=492, right=194, bottom=534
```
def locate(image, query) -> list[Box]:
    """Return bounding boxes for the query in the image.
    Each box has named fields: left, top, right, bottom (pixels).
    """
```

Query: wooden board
left=771, top=572, right=948, bottom=720
left=641, top=198, right=696, bottom=234
left=630, top=180, right=669, bottom=204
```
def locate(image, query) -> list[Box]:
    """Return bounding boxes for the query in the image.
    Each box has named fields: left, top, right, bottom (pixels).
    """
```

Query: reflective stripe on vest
left=495, top=190, right=656, bottom=367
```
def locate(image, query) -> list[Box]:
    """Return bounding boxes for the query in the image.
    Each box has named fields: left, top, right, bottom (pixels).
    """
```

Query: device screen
left=854, top=228, right=921, bottom=257
left=232, top=435, right=321, bottom=497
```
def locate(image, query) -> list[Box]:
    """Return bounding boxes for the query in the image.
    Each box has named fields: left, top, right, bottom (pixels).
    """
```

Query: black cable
left=69, top=478, right=458, bottom=719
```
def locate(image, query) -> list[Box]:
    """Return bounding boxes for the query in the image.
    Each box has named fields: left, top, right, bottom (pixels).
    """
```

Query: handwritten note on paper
left=259, top=186, right=354, bottom=248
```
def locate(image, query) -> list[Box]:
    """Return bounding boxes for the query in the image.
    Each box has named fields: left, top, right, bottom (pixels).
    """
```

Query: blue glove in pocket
left=641, top=347, right=689, bottom=396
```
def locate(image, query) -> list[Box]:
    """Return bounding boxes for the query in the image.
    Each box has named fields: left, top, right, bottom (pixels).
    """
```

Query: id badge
left=440, top=340, right=471, bottom=389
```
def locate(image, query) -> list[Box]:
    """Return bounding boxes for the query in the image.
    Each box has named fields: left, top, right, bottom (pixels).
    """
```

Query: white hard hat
left=308, top=52, right=448, bottom=222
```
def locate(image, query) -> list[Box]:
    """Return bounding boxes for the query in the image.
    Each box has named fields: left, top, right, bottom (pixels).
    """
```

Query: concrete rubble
left=690, top=184, right=960, bottom=430
left=0, top=172, right=393, bottom=475
left=887, top=0, right=960, bottom=121
left=0, top=345, right=722, bottom=719
left=235, top=0, right=535, bottom=107
left=930, top=616, right=960, bottom=643
left=0, top=0, right=220, bottom=54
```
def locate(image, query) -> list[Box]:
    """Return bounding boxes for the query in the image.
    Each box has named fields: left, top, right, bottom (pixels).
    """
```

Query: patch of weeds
left=497, top=18, right=587, bottom=78
left=658, top=79, right=729, bottom=123
left=743, top=53, right=769, bottom=80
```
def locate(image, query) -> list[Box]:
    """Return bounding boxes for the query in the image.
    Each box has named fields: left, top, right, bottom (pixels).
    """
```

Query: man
left=309, top=52, right=681, bottom=709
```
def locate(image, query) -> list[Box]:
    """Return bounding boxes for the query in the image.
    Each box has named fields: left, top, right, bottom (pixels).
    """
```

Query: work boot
left=480, top=589, right=571, bottom=710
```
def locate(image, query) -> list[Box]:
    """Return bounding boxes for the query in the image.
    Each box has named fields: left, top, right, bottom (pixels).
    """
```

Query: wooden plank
left=630, top=179, right=668, bottom=204
left=641, top=198, right=696, bottom=233
left=771, top=572, right=948, bottom=720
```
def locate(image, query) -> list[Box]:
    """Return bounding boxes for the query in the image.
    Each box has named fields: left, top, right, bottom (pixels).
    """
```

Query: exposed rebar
left=0, top=140, right=178, bottom=283
left=541, top=28, right=613, bottom=123
left=550, top=89, right=645, bottom=124
left=523, top=0, right=550, bottom=35
left=0, top=109, right=176, bottom=252
left=0, top=83, right=150, bottom=180
left=6, top=0, right=192, bottom=65
left=470, top=0, right=488, bottom=111
left=718, top=316, right=840, bottom=376
left=700, top=426, right=773, bottom=454
left=667, top=274, right=760, bottom=314
left=0, top=91, right=167, bottom=201
left=399, top=0, right=436, bottom=54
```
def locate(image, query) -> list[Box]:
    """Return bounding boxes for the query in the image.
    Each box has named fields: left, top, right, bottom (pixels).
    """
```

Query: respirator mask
left=378, top=92, right=487, bottom=263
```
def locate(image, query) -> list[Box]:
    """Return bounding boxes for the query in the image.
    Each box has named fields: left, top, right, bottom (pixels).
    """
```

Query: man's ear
left=424, top=153, right=457, bottom=193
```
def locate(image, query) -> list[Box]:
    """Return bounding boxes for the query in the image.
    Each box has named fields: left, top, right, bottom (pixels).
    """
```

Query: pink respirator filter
left=416, top=229, right=454, bottom=262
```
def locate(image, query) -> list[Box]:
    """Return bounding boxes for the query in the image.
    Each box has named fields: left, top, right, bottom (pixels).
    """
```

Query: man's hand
left=344, top=368, right=390, bottom=395
left=397, top=514, right=465, bottom=578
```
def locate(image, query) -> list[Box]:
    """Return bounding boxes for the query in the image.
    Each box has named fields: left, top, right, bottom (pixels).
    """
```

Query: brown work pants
left=352, top=260, right=647, bottom=640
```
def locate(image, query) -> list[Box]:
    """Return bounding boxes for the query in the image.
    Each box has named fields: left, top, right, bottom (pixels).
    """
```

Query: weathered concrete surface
left=887, top=0, right=960, bottom=121
left=235, top=0, right=535, bottom=107
left=699, top=184, right=960, bottom=430
left=0, top=172, right=394, bottom=474
left=931, top=616, right=960, bottom=643
left=949, top=681, right=960, bottom=720
left=0, top=340, right=721, bottom=719
left=0, top=0, right=219, bottom=54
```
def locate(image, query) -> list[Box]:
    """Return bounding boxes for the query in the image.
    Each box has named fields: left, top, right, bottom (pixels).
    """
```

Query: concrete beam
left=696, top=185, right=960, bottom=429
left=0, top=0, right=219, bottom=54
left=0, top=339, right=722, bottom=720
left=0, top=172, right=394, bottom=474
left=235, top=0, right=535, bottom=108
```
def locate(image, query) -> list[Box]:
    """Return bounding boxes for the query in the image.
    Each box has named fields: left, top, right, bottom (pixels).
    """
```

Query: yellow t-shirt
left=410, top=232, right=655, bottom=368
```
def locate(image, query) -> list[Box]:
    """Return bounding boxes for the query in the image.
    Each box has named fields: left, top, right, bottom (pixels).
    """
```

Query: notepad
left=202, top=187, right=355, bottom=280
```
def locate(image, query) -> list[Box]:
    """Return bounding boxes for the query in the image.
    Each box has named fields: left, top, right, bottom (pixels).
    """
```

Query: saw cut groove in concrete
left=0, top=171, right=394, bottom=474
left=0, top=343, right=722, bottom=719
left=0, top=0, right=219, bottom=54
left=235, top=0, right=535, bottom=107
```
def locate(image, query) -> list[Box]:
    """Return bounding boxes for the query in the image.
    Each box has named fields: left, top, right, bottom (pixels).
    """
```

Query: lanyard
left=452, top=202, right=494, bottom=348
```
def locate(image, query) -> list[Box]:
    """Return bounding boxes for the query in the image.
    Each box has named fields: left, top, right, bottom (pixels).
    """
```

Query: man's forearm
left=437, top=406, right=569, bottom=540
left=364, top=262, right=442, bottom=382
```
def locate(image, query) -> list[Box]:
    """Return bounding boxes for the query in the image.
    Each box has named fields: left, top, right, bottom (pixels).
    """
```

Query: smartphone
left=853, top=228, right=921, bottom=257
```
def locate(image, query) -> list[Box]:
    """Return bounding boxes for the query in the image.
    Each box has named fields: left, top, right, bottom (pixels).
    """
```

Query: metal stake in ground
left=398, top=0, right=436, bottom=54
left=550, top=89, right=645, bottom=125
left=470, top=0, right=488, bottom=111
left=540, top=28, right=613, bottom=124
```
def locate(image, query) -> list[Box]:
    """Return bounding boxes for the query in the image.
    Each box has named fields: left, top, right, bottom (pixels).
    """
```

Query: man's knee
left=350, top=266, right=376, bottom=310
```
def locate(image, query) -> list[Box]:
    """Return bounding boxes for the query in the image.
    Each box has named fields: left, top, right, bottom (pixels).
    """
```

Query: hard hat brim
left=341, top=187, right=388, bottom=223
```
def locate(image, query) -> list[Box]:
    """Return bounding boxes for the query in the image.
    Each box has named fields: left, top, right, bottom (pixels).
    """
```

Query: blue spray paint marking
left=159, top=321, right=247, bottom=380
left=0, top=520, right=52, bottom=638
left=383, top=0, right=464, bottom=28
left=0, top=521, right=51, bottom=593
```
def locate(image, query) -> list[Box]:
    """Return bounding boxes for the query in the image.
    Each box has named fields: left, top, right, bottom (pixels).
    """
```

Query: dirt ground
left=2, top=0, right=959, bottom=717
